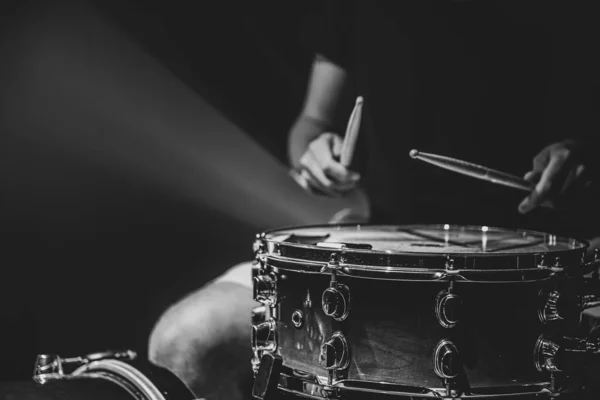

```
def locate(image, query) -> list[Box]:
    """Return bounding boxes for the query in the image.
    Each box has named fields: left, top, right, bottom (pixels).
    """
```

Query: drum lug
left=320, top=332, right=350, bottom=386
left=435, top=288, right=462, bottom=329
left=321, top=253, right=351, bottom=322
left=436, top=258, right=461, bottom=329
left=432, top=339, right=464, bottom=398
left=538, top=270, right=600, bottom=325
left=252, top=305, right=267, bottom=325
left=253, top=272, right=279, bottom=306
left=533, top=334, right=563, bottom=374
left=433, top=340, right=461, bottom=380
left=322, top=283, right=351, bottom=322
left=252, top=318, right=277, bottom=352
left=320, top=332, right=350, bottom=371
left=534, top=333, right=600, bottom=374
left=537, top=289, right=580, bottom=325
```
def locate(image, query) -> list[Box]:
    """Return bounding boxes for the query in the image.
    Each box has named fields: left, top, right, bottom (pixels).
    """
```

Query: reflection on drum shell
left=277, top=270, right=551, bottom=389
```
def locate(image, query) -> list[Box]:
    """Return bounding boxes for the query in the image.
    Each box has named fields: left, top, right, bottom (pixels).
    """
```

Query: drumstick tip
left=409, top=149, right=419, bottom=159
left=355, top=96, right=364, bottom=105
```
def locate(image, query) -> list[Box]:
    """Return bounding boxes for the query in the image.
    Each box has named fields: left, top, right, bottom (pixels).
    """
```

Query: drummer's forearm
left=287, top=115, right=331, bottom=169
left=288, top=56, right=348, bottom=169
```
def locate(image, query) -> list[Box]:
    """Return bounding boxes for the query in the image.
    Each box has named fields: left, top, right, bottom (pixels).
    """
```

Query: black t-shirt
left=305, top=0, right=599, bottom=237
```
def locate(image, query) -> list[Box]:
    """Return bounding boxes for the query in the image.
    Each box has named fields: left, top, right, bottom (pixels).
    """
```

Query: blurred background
left=0, top=0, right=360, bottom=379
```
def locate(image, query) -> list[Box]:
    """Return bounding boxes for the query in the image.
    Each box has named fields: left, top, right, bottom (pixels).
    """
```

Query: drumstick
left=292, top=97, right=364, bottom=191
left=409, top=149, right=534, bottom=192
left=340, top=96, right=363, bottom=167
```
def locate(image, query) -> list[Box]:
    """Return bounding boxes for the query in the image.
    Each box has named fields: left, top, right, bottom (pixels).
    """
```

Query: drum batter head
left=260, top=224, right=589, bottom=281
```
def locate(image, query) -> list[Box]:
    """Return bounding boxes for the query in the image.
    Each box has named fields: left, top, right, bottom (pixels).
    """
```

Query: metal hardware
left=538, top=289, right=562, bottom=324
left=579, top=270, right=600, bottom=314
left=316, top=242, right=373, bottom=250
left=321, top=253, right=351, bottom=322
left=259, top=224, right=588, bottom=281
left=581, top=293, right=600, bottom=310
left=252, top=318, right=277, bottom=352
left=593, top=249, right=599, bottom=279
left=252, top=352, right=283, bottom=400
left=319, top=332, right=350, bottom=371
left=265, top=254, right=560, bottom=282
left=533, top=335, right=562, bottom=373
left=534, top=334, right=600, bottom=374
left=446, top=256, right=455, bottom=271
left=33, top=354, right=64, bottom=384
left=252, top=305, right=267, bottom=325
left=251, top=306, right=269, bottom=376
left=433, top=340, right=461, bottom=380
left=322, top=283, right=351, bottom=322
left=253, top=273, right=278, bottom=306
left=435, top=289, right=461, bottom=329
left=291, top=310, right=304, bottom=328
left=276, top=366, right=553, bottom=399
left=538, top=286, right=600, bottom=325
left=538, top=289, right=579, bottom=325
left=33, top=350, right=137, bottom=384
left=253, top=233, right=266, bottom=256
left=553, top=256, right=563, bottom=272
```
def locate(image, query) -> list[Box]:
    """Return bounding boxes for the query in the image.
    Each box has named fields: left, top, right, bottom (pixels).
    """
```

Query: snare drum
left=14, top=350, right=197, bottom=400
left=250, top=224, right=600, bottom=399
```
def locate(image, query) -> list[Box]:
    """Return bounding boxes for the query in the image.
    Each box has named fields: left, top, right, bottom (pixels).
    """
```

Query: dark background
left=1, top=0, right=599, bottom=388
left=0, top=0, right=335, bottom=379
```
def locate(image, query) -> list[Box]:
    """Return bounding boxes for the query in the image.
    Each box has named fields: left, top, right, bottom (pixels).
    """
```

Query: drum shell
left=275, top=270, right=572, bottom=390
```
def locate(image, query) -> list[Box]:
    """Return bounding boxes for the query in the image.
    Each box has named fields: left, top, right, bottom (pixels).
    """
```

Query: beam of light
left=0, top=0, right=366, bottom=231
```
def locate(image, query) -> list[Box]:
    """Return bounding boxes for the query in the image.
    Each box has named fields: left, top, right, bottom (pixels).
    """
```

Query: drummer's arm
left=288, top=54, right=349, bottom=169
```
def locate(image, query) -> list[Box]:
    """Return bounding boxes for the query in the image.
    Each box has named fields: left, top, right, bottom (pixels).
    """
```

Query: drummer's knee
left=148, top=292, right=205, bottom=377
left=148, top=277, right=258, bottom=398
left=149, top=262, right=254, bottom=368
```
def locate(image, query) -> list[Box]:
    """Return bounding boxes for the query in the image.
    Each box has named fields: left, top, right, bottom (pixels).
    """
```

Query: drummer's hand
left=296, top=132, right=360, bottom=197
left=518, top=140, right=587, bottom=214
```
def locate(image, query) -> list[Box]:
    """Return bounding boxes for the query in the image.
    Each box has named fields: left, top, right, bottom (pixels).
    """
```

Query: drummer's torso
left=346, top=0, right=599, bottom=226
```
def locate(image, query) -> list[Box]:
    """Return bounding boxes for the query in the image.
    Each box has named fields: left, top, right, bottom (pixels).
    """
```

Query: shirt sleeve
left=300, top=0, right=356, bottom=70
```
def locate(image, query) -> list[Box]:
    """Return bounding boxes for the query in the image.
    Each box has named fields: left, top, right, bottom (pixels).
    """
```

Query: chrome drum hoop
left=264, top=254, right=590, bottom=283
left=71, top=360, right=170, bottom=400
left=277, top=368, right=556, bottom=399
left=259, top=224, right=591, bottom=282
left=32, top=351, right=197, bottom=400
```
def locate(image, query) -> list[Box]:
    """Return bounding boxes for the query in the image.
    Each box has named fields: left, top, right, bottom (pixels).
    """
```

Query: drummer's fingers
left=310, top=134, right=359, bottom=184
left=299, top=153, right=340, bottom=197
left=523, top=170, right=542, bottom=183
left=559, top=164, right=585, bottom=195
left=531, top=145, right=552, bottom=173
left=321, top=158, right=360, bottom=185
left=330, top=133, right=343, bottom=158
left=518, top=154, right=568, bottom=214
left=521, top=148, right=550, bottom=186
